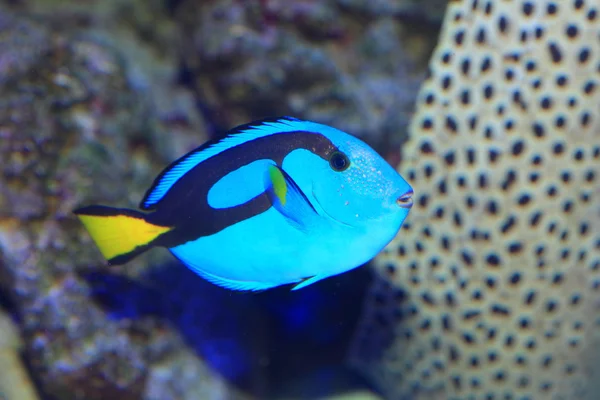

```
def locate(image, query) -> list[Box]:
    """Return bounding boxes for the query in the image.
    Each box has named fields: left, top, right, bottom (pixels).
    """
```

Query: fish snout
left=396, top=190, right=414, bottom=209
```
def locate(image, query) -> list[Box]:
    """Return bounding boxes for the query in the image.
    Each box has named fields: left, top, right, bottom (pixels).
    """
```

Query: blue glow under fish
left=74, top=117, right=414, bottom=291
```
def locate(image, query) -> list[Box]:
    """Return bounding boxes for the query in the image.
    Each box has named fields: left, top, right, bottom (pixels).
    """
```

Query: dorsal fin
left=140, top=116, right=310, bottom=210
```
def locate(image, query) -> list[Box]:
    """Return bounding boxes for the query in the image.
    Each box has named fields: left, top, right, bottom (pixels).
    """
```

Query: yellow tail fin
left=74, top=205, right=172, bottom=264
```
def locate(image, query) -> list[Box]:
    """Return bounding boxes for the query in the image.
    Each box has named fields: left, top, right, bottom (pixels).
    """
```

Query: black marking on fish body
left=146, top=130, right=337, bottom=248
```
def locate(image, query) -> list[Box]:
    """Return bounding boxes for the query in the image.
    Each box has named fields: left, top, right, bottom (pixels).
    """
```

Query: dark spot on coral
left=580, top=223, right=589, bottom=236
left=465, top=195, right=476, bottom=209
left=520, top=30, right=528, bottom=43
left=420, top=141, right=434, bottom=154
left=529, top=172, right=540, bottom=183
left=460, top=89, right=471, bottom=105
left=524, top=291, right=536, bottom=305
left=397, top=245, right=406, bottom=257
left=488, top=149, right=500, bottom=163
left=487, top=200, right=498, bottom=215
left=540, top=96, right=553, bottom=110
left=442, top=314, right=452, bottom=331
left=462, top=250, right=474, bottom=266
left=466, top=147, right=476, bottom=165
left=422, top=118, right=433, bottom=130
left=478, top=173, right=487, bottom=189
left=441, top=236, right=450, bottom=250
left=424, top=93, right=435, bottom=105
left=483, top=84, right=494, bottom=100
left=441, top=51, right=452, bottom=64
left=556, top=74, right=568, bottom=86
left=530, top=211, right=543, bottom=227
left=445, top=292, right=457, bottom=307
left=568, top=97, right=578, bottom=107
left=435, top=206, right=445, bottom=219
left=512, top=140, right=525, bottom=156
left=438, top=178, right=447, bottom=194
left=501, top=215, right=516, bottom=234
left=584, top=80, right=596, bottom=95
left=501, top=169, right=517, bottom=191
left=498, top=15, right=509, bottom=33
left=532, top=122, right=545, bottom=137
left=508, top=242, right=523, bottom=254
left=455, top=30, right=466, bottom=46
left=522, top=1, right=534, bottom=16
left=481, top=57, right=492, bottom=72
left=566, top=24, right=579, bottom=38
left=548, top=42, right=563, bottom=63
left=585, top=169, right=595, bottom=182
left=445, top=116, right=458, bottom=133
left=491, top=303, right=510, bottom=316
left=444, top=151, right=456, bottom=166
left=486, top=253, right=501, bottom=266
left=535, top=26, right=544, bottom=39
left=579, top=47, right=590, bottom=63
left=461, top=58, right=471, bottom=75
left=449, top=345, right=460, bottom=363
left=581, top=111, right=591, bottom=127
left=552, top=273, right=564, bottom=284
left=424, top=163, right=434, bottom=178
left=570, top=293, right=582, bottom=306
left=442, top=75, right=452, bottom=90
left=518, top=193, right=532, bottom=206
left=553, top=142, right=565, bottom=154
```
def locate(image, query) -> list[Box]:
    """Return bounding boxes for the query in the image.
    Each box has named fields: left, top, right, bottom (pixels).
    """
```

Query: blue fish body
left=74, top=117, right=414, bottom=291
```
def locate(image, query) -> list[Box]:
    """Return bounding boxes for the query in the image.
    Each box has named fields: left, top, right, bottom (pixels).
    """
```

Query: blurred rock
left=0, top=9, right=259, bottom=400
left=0, top=307, right=40, bottom=400
left=173, top=0, right=439, bottom=153
left=336, top=0, right=448, bottom=21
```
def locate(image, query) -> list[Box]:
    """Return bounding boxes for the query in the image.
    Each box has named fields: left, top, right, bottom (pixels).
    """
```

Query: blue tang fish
left=74, top=117, right=414, bottom=291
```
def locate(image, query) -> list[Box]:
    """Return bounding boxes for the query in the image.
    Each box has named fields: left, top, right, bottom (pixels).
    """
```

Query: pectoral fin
left=264, top=165, right=318, bottom=231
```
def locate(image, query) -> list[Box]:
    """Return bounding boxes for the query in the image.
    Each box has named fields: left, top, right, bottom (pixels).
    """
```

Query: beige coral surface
left=350, top=0, right=600, bottom=399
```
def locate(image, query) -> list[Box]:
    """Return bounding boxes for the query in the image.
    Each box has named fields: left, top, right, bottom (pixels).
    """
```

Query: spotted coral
left=349, top=0, right=600, bottom=399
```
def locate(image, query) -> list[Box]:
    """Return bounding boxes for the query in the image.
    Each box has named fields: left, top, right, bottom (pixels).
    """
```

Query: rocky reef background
left=0, top=1, right=442, bottom=399
left=6, top=1, right=598, bottom=400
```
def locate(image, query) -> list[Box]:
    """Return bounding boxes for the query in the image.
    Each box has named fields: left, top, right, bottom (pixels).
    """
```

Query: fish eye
left=329, top=151, right=350, bottom=172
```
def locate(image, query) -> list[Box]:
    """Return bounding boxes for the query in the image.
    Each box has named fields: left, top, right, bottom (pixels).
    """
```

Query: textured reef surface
left=350, top=0, right=600, bottom=399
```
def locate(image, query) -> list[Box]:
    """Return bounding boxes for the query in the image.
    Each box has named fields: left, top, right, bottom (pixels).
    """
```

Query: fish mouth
left=311, top=189, right=354, bottom=228
left=396, top=190, right=414, bottom=209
